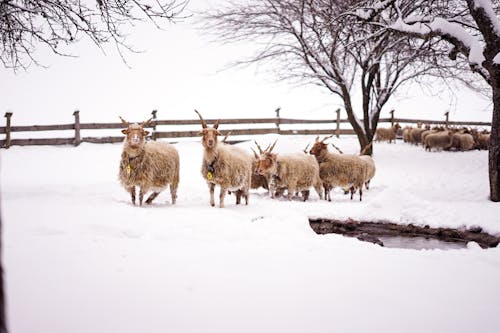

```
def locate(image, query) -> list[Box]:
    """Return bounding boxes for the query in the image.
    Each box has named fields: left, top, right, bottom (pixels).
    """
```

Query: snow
left=473, top=0, right=500, bottom=36
left=2, top=135, right=500, bottom=333
left=494, top=52, right=500, bottom=64
left=390, top=17, right=486, bottom=66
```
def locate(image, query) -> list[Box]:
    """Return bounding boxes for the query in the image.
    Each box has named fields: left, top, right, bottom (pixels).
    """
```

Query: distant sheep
left=451, top=131, right=475, bottom=151
left=255, top=140, right=323, bottom=201
left=424, top=130, right=454, bottom=152
left=195, top=110, right=253, bottom=208
left=309, top=136, right=367, bottom=201
left=402, top=126, right=412, bottom=143
left=118, top=117, right=179, bottom=206
left=375, top=123, right=401, bottom=143
left=477, top=132, right=490, bottom=150
left=410, top=123, right=428, bottom=145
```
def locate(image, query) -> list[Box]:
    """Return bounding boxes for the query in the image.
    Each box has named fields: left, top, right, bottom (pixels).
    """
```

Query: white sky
left=0, top=0, right=493, bottom=126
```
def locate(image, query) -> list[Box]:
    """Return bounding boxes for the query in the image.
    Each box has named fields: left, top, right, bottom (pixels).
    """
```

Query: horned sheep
left=255, top=140, right=323, bottom=201
left=118, top=117, right=179, bottom=206
left=309, top=136, right=367, bottom=201
left=195, top=110, right=253, bottom=208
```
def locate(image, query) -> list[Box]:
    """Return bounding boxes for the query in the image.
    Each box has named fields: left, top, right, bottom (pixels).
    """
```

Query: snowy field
left=1, top=135, right=500, bottom=333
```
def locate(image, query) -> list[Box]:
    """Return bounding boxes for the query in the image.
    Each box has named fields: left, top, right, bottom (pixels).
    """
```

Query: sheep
left=330, top=141, right=376, bottom=191
left=309, top=136, right=367, bottom=201
left=195, top=110, right=253, bottom=208
left=250, top=141, right=270, bottom=191
left=450, top=131, right=475, bottom=151
left=254, top=140, right=323, bottom=201
left=471, top=129, right=490, bottom=150
left=402, top=126, right=412, bottom=143
left=375, top=123, right=401, bottom=143
left=410, top=122, right=428, bottom=145
left=424, top=130, right=454, bottom=151
left=118, top=117, right=179, bottom=206
left=358, top=142, right=376, bottom=190
left=478, top=132, right=490, bottom=150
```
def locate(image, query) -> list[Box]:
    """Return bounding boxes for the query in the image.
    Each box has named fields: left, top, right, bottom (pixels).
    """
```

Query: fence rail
left=1, top=109, right=491, bottom=148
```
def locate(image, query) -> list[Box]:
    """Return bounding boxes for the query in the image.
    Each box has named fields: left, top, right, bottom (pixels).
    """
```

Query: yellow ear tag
left=207, top=171, right=213, bottom=180
left=126, top=164, right=131, bottom=176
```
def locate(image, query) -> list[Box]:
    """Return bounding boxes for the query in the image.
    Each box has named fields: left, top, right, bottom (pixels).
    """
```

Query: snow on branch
left=391, top=17, right=485, bottom=67
left=473, top=0, right=500, bottom=36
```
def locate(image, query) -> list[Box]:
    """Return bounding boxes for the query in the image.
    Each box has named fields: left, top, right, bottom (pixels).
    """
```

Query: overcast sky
left=0, top=0, right=493, bottom=126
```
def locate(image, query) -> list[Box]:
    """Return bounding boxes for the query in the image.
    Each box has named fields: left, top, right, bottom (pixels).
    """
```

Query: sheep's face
left=255, top=152, right=277, bottom=175
left=309, top=141, right=327, bottom=157
left=122, top=124, right=149, bottom=148
left=199, top=127, right=221, bottom=149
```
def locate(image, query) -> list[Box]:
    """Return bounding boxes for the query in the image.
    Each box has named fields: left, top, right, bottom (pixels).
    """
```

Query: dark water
left=378, top=236, right=467, bottom=250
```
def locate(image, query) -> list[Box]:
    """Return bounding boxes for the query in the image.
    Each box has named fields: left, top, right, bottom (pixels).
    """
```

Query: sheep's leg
left=170, top=183, right=178, bottom=205
left=145, top=192, right=160, bottom=205
left=139, top=188, right=145, bottom=206
left=287, top=185, right=296, bottom=200
left=350, top=186, right=355, bottom=200
left=314, top=179, right=323, bottom=200
left=235, top=190, right=242, bottom=205
left=301, top=190, right=310, bottom=202
left=243, top=189, right=249, bottom=205
left=365, top=180, right=370, bottom=190
left=219, top=187, right=227, bottom=208
left=209, top=183, right=215, bottom=207
left=359, top=185, right=363, bottom=201
left=128, top=186, right=136, bottom=205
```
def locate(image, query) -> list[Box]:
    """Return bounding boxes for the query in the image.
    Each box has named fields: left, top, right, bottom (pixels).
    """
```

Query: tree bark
left=0, top=202, right=7, bottom=332
left=489, top=71, right=500, bottom=201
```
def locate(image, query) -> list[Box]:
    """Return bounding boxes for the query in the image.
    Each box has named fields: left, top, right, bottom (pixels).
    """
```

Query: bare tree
left=349, top=0, right=500, bottom=201
left=202, top=0, right=472, bottom=155
left=0, top=0, right=188, bottom=69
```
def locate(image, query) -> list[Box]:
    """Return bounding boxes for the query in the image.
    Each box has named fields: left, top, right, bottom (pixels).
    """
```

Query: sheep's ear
left=198, top=129, right=204, bottom=136
left=216, top=130, right=222, bottom=135
left=143, top=130, right=150, bottom=136
left=121, top=129, right=128, bottom=135
left=213, top=119, right=220, bottom=129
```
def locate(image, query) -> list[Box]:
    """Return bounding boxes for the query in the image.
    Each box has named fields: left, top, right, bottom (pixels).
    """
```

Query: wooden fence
left=0, top=109, right=492, bottom=148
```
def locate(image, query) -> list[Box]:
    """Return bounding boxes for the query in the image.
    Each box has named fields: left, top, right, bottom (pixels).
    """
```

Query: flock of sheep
left=118, top=112, right=376, bottom=208
left=375, top=122, right=491, bottom=152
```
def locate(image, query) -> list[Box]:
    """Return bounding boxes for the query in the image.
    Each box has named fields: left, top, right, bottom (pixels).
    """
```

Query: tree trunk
left=489, top=72, right=500, bottom=202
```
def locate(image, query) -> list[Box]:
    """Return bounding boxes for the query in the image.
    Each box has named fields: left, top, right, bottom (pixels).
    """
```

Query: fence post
left=444, top=111, right=449, bottom=127
left=275, top=107, right=281, bottom=134
left=4, top=112, right=13, bottom=148
left=390, top=109, right=395, bottom=127
left=73, top=110, right=81, bottom=146
left=335, top=108, right=341, bottom=138
left=151, top=109, right=157, bottom=140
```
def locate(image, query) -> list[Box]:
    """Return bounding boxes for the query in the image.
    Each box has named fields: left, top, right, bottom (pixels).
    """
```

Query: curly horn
left=303, top=143, right=311, bottom=153
left=254, top=141, right=265, bottom=154
left=250, top=148, right=259, bottom=159
left=119, top=116, right=129, bottom=125
left=321, top=134, right=334, bottom=143
left=221, top=131, right=231, bottom=143
left=330, top=143, right=344, bottom=154
left=194, top=109, right=207, bottom=129
left=141, top=117, right=153, bottom=127
left=267, top=138, right=278, bottom=153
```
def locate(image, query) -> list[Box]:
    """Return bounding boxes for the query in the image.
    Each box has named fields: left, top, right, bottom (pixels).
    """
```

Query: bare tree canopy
left=202, top=0, right=475, bottom=155
left=0, top=0, right=188, bottom=69
left=348, top=0, right=500, bottom=200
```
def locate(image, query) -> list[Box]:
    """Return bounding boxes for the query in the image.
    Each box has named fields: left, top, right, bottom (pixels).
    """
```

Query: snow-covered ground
left=1, top=135, right=500, bottom=333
